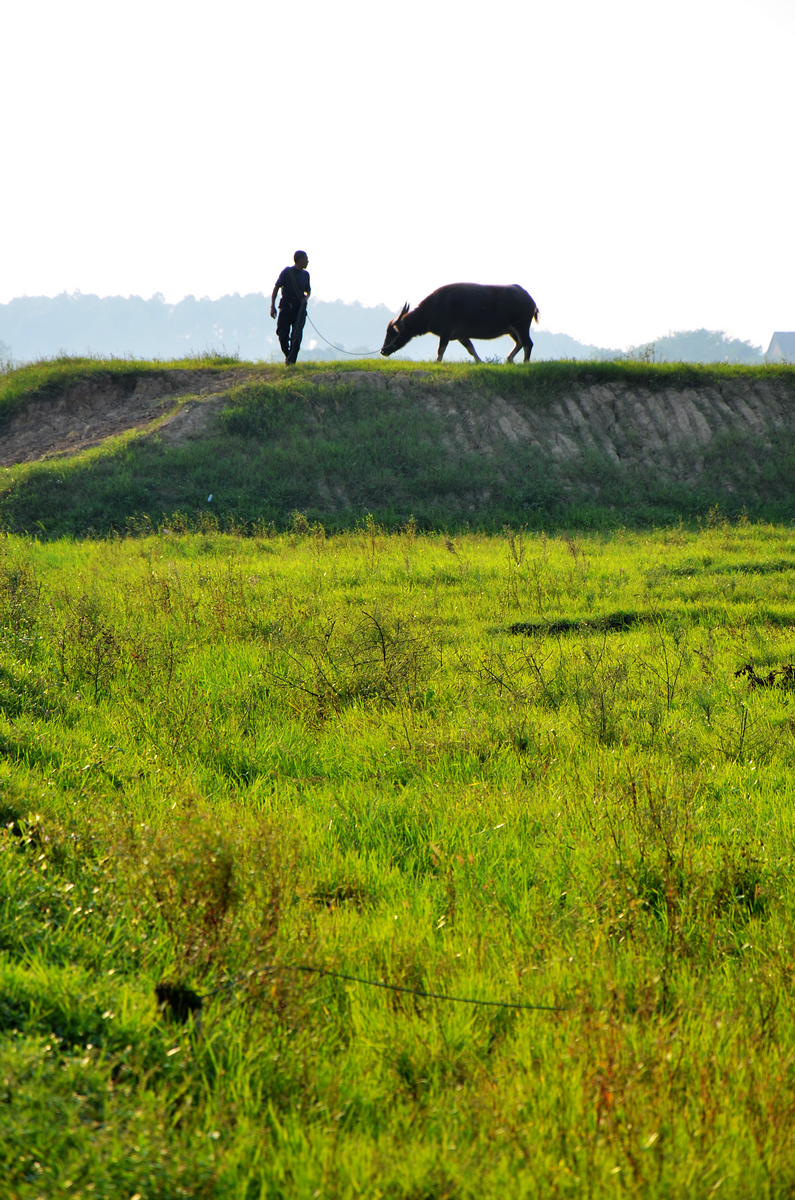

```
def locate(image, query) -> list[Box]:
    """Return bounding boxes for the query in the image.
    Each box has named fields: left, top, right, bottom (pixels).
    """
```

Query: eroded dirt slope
left=0, top=369, right=253, bottom=466
left=312, top=370, right=795, bottom=488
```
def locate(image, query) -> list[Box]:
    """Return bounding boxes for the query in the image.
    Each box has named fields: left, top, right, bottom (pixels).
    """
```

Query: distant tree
left=0, top=339, right=12, bottom=367
left=0, top=295, right=767, bottom=366
left=626, top=329, right=763, bottom=364
left=531, top=331, right=622, bottom=361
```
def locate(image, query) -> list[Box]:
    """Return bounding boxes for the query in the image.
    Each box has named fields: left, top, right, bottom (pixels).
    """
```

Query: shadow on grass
left=508, top=606, right=795, bottom=635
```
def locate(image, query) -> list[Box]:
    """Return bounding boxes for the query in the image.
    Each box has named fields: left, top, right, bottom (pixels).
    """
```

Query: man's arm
left=270, top=280, right=280, bottom=319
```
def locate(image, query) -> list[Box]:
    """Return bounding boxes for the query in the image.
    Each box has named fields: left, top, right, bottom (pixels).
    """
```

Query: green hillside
left=2, top=357, right=795, bottom=536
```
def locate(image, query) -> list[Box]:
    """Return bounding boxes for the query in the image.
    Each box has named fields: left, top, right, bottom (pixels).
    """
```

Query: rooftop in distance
left=767, top=332, right=795, bottom=361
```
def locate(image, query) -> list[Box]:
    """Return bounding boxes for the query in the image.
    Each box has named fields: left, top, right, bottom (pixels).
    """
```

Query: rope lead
left=304, top=313, right=382, bottom=357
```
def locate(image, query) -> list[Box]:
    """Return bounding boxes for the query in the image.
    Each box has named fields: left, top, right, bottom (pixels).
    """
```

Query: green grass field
left=2, top=518, right=795, bottom=1197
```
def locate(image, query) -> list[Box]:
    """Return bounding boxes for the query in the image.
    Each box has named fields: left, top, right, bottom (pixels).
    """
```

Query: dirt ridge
left=2, top=368, right=793, bottom=492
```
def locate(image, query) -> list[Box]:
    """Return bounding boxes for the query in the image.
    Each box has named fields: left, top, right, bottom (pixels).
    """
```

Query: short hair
left=294, top=250, right=308, bottom=263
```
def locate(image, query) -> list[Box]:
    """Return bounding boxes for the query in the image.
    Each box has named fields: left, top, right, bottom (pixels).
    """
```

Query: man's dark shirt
left=275, top=267, right=310, bottom=309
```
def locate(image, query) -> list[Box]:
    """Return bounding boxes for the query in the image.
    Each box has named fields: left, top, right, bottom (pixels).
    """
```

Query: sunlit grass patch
left=0, top=523, right=794, bottom=1193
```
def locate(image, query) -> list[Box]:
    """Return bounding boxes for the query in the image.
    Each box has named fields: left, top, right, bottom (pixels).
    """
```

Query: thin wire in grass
left=202, top=963, right=566, bottom=1013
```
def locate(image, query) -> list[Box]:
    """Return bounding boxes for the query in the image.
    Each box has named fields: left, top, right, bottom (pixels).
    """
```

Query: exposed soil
left=0, top=369, right=254, bottom=466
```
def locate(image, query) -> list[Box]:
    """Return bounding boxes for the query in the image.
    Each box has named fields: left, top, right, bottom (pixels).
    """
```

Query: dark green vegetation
left=2, top=522, right=795, bottom=1197
left=2, top=357, right=795, bottom=537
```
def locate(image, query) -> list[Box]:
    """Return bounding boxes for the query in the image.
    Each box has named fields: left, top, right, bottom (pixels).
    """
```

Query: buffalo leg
left=506, top=328, right=522, bottom=363
left=458, top=337, right=481, bottom=362
left=507, top=325, right=533, bottom=363
left=436, top=339, right=449, bottom=362
left=506, top=325, right=533, bottom=363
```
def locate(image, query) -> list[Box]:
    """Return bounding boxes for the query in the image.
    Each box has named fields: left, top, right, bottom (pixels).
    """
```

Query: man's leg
left=286, top=304, right=307, bottom=364
left=276, top=306, right=295, bottom=361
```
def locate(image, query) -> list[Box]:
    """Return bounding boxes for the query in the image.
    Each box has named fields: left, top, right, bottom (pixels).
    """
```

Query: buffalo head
left=380, top=302, right=411, bottom=357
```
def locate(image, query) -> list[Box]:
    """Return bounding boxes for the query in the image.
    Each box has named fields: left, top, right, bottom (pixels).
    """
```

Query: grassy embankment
left=2, top=519, right=795, bottom=1196
left=2, top=356, right=795, bottom=535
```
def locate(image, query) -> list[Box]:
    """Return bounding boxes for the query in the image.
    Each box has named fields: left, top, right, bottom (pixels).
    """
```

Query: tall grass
left=2, top=519, right=795, bottom=1196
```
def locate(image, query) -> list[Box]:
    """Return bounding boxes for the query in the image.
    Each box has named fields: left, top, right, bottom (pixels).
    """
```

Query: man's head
left=294, top=251, right=309, bottom=269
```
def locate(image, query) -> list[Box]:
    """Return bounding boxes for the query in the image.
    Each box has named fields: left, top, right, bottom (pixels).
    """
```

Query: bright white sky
left=2, top=0, right=793, bottom=349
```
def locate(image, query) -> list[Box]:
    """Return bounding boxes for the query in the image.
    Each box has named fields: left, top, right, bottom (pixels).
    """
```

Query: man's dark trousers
left=277, top=302, right=307, bottom=363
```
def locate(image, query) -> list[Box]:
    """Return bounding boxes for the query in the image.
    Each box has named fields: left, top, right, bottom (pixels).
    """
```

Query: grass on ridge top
left=3, top=352, right=794, bottom=420
left=3, top=521, right=795, bottom=1196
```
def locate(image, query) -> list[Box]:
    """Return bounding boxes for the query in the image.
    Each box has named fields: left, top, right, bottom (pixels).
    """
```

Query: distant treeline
left=0, top=291, right=765, bottom=365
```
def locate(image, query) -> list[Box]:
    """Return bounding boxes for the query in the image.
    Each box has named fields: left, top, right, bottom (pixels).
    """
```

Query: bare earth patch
left=0, top=369, right=254, bottom=466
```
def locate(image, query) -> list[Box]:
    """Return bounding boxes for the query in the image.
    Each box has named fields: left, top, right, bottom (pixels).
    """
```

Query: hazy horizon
left=0, top=289, right=770, bottom=365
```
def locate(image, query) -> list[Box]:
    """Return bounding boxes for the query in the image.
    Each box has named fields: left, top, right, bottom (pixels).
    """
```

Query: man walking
left=270, top=251, right=311, bottom=364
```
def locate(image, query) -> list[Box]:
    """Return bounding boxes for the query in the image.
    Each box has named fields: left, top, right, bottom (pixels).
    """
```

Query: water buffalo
left=380, top=282, right=540, bottom=363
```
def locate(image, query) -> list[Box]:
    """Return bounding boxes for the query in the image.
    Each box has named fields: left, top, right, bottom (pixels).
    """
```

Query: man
left=270, top=250, right=311, bottom=364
